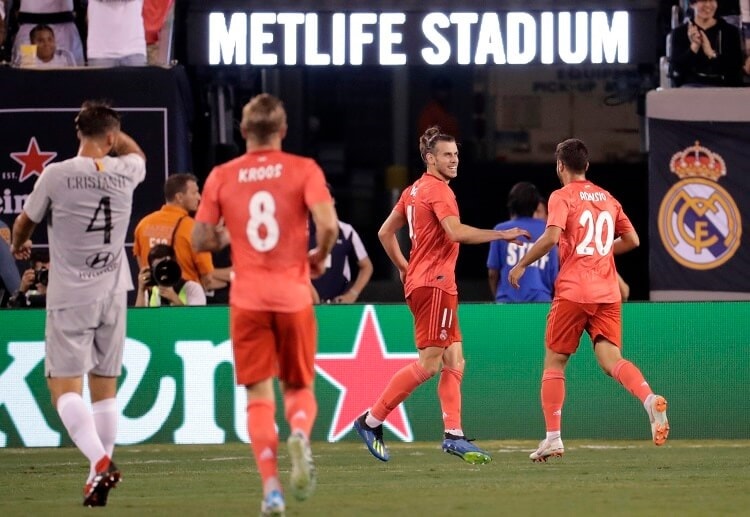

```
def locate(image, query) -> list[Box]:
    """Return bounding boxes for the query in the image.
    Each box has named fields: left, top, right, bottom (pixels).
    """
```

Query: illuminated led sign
left=205, top=11, right=630, bottom=66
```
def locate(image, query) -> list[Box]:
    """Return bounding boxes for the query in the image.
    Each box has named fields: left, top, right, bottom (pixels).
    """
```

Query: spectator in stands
left=309, top=208, right=373, bottom=304
left=0, top=2, right=9, bottom=62
left=134, top=244, right=206, bottom=307
left=133, top=173, right=228, bottom=293
left=0, top=220, right=21, bottom=306
left=7, top=248, right=48, bottom=308
left=670, top=0, right=744, bottom=87
left=11, top=0, right=84, bottom=65
left=86, top=0, right=146, bottom=67
left=14, top=24, right=74, bottom=67
left=143, top=0, right=173, bottom=65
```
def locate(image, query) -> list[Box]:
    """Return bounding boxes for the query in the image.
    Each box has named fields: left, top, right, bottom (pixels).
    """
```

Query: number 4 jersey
left=547, top=179, right=634, bottom=304
left=23, top=154, right=146, bottom=309
left=196, top=149, right=332, bottom=312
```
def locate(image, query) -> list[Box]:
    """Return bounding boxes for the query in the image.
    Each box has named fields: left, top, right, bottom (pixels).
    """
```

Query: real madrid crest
left=657, top=141, right=742, bottom=270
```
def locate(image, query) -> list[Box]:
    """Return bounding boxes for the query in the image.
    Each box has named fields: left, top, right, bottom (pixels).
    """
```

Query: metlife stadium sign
left=187, top=9, right=658, bottom=67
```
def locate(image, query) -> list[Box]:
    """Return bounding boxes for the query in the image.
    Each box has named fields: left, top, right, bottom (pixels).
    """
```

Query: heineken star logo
left=315, top=305, right=418, bottom=442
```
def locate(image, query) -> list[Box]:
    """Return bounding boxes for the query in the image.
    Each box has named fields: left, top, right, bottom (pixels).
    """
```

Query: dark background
left=171, top=1, right=661, bottom=300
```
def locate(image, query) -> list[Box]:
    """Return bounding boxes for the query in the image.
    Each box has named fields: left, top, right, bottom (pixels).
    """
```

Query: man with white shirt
left=87, top=0, right=146, bottom=67
left=11, top=101, right=146, bottom=507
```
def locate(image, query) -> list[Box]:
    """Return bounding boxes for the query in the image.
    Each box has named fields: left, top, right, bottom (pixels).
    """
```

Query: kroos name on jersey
left=238, top=164, right=283, bottom=182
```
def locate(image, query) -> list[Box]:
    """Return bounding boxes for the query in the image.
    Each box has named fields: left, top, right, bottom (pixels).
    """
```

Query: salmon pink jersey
left=547, top=180, right=635, bottom=304
left=395, top=173, right=460, bottom=297
left=196, top=150, right=332, bottom=312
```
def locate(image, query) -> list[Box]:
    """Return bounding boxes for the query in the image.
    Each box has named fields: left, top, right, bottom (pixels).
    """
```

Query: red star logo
left=10, top=137, right=57, bottom=183
left=316, top=306, right=418, bottom=442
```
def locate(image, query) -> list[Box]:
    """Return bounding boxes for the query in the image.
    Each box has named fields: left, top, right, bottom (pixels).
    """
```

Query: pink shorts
left=231, top=305, right=317, bottom=386
left=406, top=287, right=462, bottom=349
left=545, top=298, right=622, bottom=354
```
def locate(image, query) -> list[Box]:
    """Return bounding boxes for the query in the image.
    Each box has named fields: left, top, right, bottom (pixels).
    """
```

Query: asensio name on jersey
left=22, top=155, right=146, bottom=309
left=547, top=180, right=633, bottom=304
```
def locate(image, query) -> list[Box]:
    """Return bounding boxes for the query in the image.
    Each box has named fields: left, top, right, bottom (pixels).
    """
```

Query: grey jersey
left=23, top=154, right=146, bottom=309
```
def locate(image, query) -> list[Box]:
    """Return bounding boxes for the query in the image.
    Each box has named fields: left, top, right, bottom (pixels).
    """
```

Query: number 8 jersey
left=23, top=154, right=146, bottom=309
left=547, top=179, right=634, bottom=304
left=196, top=149, right=332, bottom=312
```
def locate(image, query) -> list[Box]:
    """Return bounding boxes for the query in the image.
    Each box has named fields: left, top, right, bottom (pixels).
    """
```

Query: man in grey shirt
left=11, top=101, right=146, bottom=507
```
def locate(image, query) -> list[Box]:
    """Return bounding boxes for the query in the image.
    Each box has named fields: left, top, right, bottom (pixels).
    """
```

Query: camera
left=34, top=267, right=49, bottom=287
left=149, top=259, right=182, bottom=288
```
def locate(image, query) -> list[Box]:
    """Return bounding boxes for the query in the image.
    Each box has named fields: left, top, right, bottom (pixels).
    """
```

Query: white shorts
left=45, top=292, right=127, bottom=377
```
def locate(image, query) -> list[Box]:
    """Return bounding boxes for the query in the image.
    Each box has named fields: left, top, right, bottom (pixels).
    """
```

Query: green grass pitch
left=1, top=440, right=749, bottom=516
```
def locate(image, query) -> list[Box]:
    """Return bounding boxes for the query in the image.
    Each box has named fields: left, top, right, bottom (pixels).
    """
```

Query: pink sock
left=247, top=399, right=278, bottom=489
left=371, top=362, right=433, bottom=422
left=283, top=387, right=317, bottom=437
left=438, top=366, right=463, bottom=431
left=541, top=369, right=565, bottom=433
left=612, top=359, right=653, bottom=403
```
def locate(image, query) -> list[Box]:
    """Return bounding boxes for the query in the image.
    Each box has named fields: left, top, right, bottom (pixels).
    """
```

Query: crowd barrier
left=1, top=302, right=747, bottom=447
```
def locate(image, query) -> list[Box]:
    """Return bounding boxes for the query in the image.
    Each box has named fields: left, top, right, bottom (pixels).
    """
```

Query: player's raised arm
left=112, top=131, right=146, bottom=160
left=440, top=215, right=530, bottom=245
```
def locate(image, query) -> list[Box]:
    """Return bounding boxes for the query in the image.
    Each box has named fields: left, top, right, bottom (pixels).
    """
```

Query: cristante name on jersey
left=579, top=191, right=607, bottom=202
left=66, top=175, right=129, bottom=190
left=238, top=164, right=282, bottom=182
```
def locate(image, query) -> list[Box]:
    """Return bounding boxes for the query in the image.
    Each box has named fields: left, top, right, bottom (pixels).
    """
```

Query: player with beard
left=354, top=126, right=530, bottom=464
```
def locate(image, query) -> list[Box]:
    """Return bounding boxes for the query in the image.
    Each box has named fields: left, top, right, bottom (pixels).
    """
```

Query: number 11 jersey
left=547, top=179, right=634, bottom=304
left=196, top=150, right=332, bottom=312
left=23, top=154, right=146, bottom=309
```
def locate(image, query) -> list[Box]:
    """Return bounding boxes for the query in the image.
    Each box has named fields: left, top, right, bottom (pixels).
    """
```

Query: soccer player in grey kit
left=11, top=101, right=146, bottom=507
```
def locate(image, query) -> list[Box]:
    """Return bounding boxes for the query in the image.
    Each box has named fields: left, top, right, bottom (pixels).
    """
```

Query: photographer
left=135, top=244, right=206, bottom=307
left=7, top=249, right=49, bottom=308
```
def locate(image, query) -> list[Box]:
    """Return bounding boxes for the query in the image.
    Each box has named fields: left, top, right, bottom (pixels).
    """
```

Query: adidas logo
left=259, top=447, right=275, bottom=461
left=553, top=410, right=562, bottom=416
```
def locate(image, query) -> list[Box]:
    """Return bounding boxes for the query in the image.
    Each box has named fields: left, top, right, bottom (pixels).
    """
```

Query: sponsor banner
left=1, top=303, right=748, bottom=447
left=648, top=119, right=750, bottom=296
left=0, top=66, right=193, bottom=246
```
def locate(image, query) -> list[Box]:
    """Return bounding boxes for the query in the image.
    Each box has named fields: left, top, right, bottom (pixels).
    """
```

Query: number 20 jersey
left=547, top=179, right=634, bottom=304
left=23, top=154, right=146, bottom=309
left=196, top=150, right=332, bottom=312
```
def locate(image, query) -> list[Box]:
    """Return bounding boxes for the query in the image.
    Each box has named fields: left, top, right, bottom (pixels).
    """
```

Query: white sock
left=546, top=431, right=561, bottom=442
left=57, top=393, right=107, bottom=479
left=365, top=413, right=383, bottom=428
left=445, top=428, right=464, bottom=437
left=91, top=398, right=118, bottom=481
